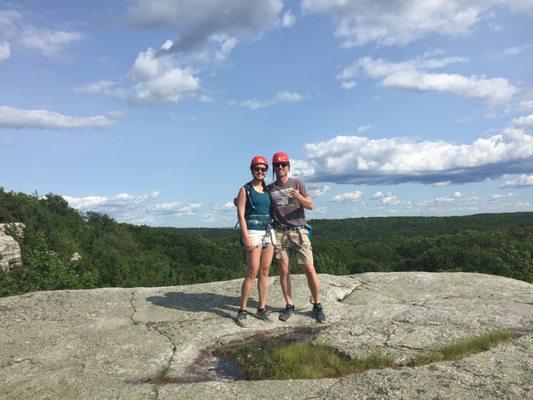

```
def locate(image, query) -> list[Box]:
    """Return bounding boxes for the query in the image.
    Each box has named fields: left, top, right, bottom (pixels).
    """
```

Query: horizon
left=1, top=1, right=532, bottom=227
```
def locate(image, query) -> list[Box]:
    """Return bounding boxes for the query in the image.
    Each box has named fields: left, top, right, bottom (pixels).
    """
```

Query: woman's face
left=252, top=164, right=267, bottom=179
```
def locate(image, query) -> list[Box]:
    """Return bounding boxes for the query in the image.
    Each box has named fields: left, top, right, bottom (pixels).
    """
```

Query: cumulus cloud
left=294, top=124, right=533, bottom=185
left=513, top=114, right=533, bottom=129
left=149, top=202, right=202, bottom=217
left=0, top=105, right=119, bottom=130
left=302, top=0, right=533, bottom=47
left=307, top=183, right=331, bottom=197
left=501, top=173, right=533, bottom=188
left=434, top=191, right=463, bottom=203
left=240, top=91, right=306, bottom=110
left=338, top=56, right=516, bottom=103
left=126, top=0, right=282, bottom=61
left=0, top=9, right=83, bottom=61
left=63, top=191, right=208, bottom=224
left=333, top=191, right=363, bottom=202
left=129, top=47, right=200, bottom=104
left=0, top=41, right=10, bottom=61
left=371, top=191, right=399, bottom=205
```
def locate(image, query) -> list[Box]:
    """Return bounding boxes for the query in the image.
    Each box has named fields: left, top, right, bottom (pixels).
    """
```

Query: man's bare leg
left=278, top=258, right=293, bottom=306
left=302, top=263, right=320, bottom=304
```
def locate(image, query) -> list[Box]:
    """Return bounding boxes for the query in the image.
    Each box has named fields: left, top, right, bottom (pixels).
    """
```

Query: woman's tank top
left=245, top=184, right=271, bottom=231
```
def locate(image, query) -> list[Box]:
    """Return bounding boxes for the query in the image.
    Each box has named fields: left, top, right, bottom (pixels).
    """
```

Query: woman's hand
left=244, top=236, right=255, bottom=252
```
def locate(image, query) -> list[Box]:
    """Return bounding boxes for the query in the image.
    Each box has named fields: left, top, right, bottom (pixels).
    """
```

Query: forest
left=0, top=187, right=531, bottom=298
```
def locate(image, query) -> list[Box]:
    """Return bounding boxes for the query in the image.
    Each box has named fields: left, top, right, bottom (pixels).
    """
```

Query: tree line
left=0, top=187, right=531, bottom=297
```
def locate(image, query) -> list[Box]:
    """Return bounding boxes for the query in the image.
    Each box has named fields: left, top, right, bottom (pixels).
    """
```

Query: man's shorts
left=274, top=227, right=313, bottom=265
left=245, top=229, right=276, bottom=248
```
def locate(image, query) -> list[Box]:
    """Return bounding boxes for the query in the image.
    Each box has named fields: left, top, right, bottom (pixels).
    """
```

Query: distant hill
left=308, top=213, right=533, bottom=239
left=0, top=187, right=531, bottom=298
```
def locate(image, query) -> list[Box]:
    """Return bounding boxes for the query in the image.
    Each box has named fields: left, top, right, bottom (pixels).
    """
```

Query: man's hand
left=289, top=184, right=303, bottom=202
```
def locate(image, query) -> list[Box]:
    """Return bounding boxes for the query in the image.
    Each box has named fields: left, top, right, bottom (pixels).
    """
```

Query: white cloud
left=240, top=91, right=306, bottom=110
left=215, top=202, right=235, bottom=212
left=0, top=106, right=118, bottom=130
left=129, top=48, right=200, bottom=104
left=339, top=56, right=516, bottom=103
left=454, top=116, right=473, bottom=124
left=488, top=44, right=530, bottom=60
left=297, top=123, right=533, bottom=185
left=371, top=191, right=399, bottom=205
left=333, top=191, right=363, bottom=202
left=517, top=99, right=533, bottom=111
left=341, top=80, right=357, bottom=90
left=149, top=202, right=202, bottom=217
left=302, top=0, right=533, bottom=47
left=307, top=183, right=331, bottom=197
left=126, top=0, right=282, bottom=60
left=19, top=28, right=83, bottom=60
left=63, top=195, right=109, bottom=210
left=63, top=192, right=208, bottom=224
left=513, top=114, right=533, bottom=129
left=501, top=173, right=533, bottom=188
left=0, top=41, right=10, bottom=61
left=357, top=124, right=372, bottom=133
left=73, top=80, right=125, bottom=99
left=281, top=10, right=296, bottom=28
left=0, top=9, right=83, bottom=61
left=434, top=191, right=463, bottom=203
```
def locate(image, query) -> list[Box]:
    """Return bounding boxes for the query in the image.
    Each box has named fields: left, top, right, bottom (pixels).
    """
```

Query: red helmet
left=272, top=151, right=290, bottom=164
left=250, top=155, right=268, bottom=168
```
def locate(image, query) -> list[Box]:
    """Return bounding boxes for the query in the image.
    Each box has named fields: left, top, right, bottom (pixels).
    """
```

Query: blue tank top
left=245, top=184, right=271, bottom=231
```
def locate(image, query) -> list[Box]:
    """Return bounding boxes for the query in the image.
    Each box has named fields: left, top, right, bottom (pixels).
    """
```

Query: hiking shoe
left=278, top=304, right=295, bottom=321
left=235, top=310, right=249, bottom=327
left=312, top=304, right=326, bottom=323
left=257, top=308, right=274, bottom=323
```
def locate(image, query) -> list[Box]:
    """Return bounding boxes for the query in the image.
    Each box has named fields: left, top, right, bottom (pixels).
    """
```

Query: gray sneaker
left=257, top=308, right=274, bottom=323
left=278, top=304, right=295, bottom=321
left=235, top=310, right=249, bottom=327
left=312, top=304, right=326, bottom=323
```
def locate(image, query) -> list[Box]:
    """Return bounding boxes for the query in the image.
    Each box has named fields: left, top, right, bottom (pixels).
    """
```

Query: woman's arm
left=237, top=187, right=254, bottom=252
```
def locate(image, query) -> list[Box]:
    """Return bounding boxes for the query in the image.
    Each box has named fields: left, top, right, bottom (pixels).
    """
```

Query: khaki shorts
left=274, top=227, right=313, bottom=265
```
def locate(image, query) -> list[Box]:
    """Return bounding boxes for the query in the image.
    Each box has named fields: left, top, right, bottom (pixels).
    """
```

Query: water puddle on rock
left=163, top=326, right=327, bottom=384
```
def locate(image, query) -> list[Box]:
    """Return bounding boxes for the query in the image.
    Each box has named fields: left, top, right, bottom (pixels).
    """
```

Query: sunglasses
left=273, top=163, right=289, bottom=168
left=253, top=167, right=267, bottom=173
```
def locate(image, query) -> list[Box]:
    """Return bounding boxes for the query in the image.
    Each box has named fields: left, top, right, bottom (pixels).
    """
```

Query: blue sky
left=0, top=0, right=532, bottom=227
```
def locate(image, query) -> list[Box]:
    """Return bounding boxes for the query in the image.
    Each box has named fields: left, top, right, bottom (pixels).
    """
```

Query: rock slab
left=0, top=272, right=531, bottom=399
left=0, top=223, right=24, bottom=271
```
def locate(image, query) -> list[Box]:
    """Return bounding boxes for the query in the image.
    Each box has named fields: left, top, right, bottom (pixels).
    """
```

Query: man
left=268, top=151, right=326, bottom=323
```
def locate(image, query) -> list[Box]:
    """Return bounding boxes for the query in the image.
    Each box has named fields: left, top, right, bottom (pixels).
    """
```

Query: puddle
left=160, top=326, right=327, bottom=384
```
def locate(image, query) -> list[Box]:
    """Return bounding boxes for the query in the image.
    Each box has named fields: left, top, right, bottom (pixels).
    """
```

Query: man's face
left=273, top=162, right=289, bottom=178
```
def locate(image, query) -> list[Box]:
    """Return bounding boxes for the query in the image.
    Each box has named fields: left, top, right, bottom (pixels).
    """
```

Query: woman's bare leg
left=240, top=246, right=262, bottom=310
left=257, top=245, right=274, bottom=309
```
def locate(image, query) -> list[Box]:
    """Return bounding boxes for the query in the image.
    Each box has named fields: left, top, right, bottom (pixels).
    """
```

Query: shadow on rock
left=146, top=291, right=260, bottom=319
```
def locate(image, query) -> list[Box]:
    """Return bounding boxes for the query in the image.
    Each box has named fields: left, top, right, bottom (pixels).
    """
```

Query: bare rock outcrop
left=0, top=272, right=531, bottom=399
left=0, top=223, right=24, bottom=271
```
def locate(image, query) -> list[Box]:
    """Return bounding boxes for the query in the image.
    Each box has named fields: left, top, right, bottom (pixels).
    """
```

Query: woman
left=235, top=155, right=275, bottom=327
